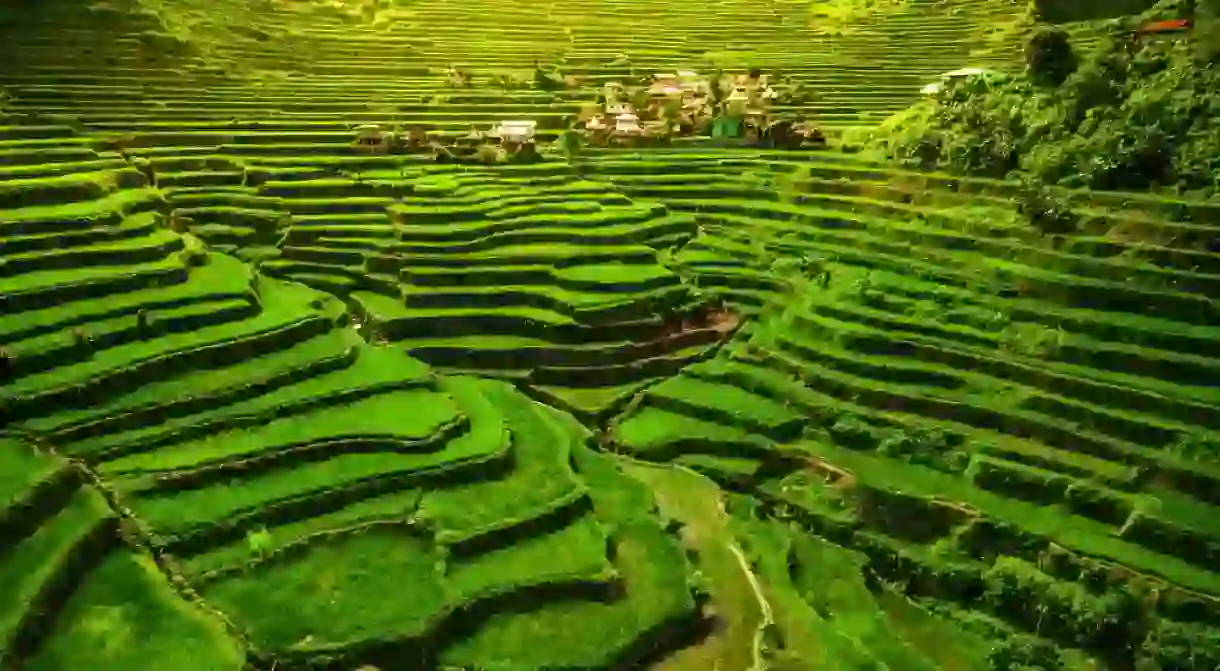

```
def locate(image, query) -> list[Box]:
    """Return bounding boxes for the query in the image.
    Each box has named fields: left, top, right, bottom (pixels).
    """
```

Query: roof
left=1138, top=18, right=1191, bottom=34
left=942, top=67, right=992, bottom=78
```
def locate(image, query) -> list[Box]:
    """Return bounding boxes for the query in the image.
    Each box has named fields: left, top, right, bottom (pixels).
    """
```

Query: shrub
left=1017, top=183, right=1079, bottom=234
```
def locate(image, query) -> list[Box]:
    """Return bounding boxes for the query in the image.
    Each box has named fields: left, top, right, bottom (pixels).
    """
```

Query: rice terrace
left=4, top=0, right=1220, bottom=667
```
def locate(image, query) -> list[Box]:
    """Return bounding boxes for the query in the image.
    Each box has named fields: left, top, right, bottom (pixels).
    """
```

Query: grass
left=25, top=551, right=245, bottom=671
left=0, top=439, right=62, bottom=504
left=201, top=528, right=446, bottom=649
left=0, top=488, right=114, bottom=662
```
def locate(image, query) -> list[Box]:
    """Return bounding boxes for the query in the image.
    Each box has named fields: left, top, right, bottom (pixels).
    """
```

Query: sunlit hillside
left=2, top=0, right=1219, bottom=669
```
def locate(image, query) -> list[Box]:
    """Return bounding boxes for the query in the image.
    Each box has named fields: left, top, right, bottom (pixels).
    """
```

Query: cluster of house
left=447, top=120, right=540, bottom=162
left=348, top=67, right=830, bottom=157
left=351, top=120, right=539, bottom=159
left=579, top=70, right=779, bottom=142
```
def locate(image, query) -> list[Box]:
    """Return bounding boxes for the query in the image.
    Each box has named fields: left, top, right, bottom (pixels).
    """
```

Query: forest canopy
left=861, top=0, right=1220, bottom=199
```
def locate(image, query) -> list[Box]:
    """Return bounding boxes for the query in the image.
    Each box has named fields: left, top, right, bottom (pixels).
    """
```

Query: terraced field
left=3, top=0, right=1220, bottom=669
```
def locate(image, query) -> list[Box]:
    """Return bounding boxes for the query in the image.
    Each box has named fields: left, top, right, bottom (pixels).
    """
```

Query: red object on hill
left=1138, top=18, right=1191, bottom=34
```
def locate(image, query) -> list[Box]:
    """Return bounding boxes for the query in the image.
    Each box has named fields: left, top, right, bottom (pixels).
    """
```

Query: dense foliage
left=1033, top=0, right=1158, bottom=22
left=867, top=0, right=1220, bottom=198
left=1025, top=25, right=1077, bottom=86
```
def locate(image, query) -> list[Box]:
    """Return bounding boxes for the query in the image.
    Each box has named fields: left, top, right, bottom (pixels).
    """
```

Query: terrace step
left=156, top=169, right=245, bottom=188
left=0, top=253, right=253, bottom=346
left=0, top=157, right=130, bottom=180
left=1, top=278, right=336, bottom=420
left=0, top=208, right=160, bottom=255
left=0, top=258, right=189, bottom=315
left=278, top=245, right=367, bottom=266
left=0, top=225, right=183, bottom=279
left=0, top=168, right=147, bottom=209
left=30, top=328, right=357, bottom=439
left=4, top=296, right=256, bottom=379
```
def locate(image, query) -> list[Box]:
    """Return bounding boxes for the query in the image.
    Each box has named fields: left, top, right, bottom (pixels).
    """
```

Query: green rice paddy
left=1, top=0, right=1218, bottom=669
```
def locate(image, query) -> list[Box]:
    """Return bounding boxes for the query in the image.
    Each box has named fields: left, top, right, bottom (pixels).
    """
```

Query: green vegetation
left=27, top=551, right=245, bottom=671
left=866, top=0, right=1220, bottom=200
left=1, top=0, right=1219, bottom=668
left=203, top=529, right=447, bottom=649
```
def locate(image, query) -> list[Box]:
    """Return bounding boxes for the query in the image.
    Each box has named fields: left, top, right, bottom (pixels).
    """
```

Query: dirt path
left=726, top=540, right=774, bottom=671
left=616, top=456, right=772, bottom=671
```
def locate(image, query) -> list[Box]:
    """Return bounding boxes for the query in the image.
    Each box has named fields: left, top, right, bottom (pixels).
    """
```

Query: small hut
left=493, top=120, right=537, bottom=145
left=614, top=112, right=643, bottom=136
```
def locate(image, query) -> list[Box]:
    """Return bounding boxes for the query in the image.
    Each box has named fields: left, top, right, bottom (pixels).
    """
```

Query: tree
left=1199, top=0, right=1220, bottom=62
left=1026, top=26, right=1078, bottom=87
